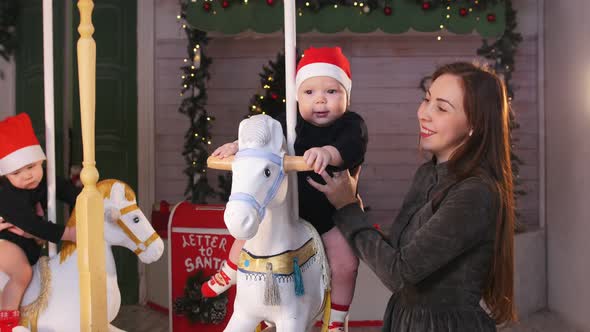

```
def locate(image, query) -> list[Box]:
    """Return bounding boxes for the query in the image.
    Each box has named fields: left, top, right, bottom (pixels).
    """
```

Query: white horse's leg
left=274, top=317, right=309, bottom=332
left=224, top=313, right=261, bottom=332
left=108, top=323, right=126, bottom=332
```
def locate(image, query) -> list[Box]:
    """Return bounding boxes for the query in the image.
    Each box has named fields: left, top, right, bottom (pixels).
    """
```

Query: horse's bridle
left=116, top=203, right=160, bottom=255
left=228, top=148, right=285, bottom=221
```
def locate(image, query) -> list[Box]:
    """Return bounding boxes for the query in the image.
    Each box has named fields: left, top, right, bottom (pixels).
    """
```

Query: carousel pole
left=42, top=0, right=57, bottom=258
left=75, top=0, right=108, bottom=330
left=284, top=0, right=298, bottom=216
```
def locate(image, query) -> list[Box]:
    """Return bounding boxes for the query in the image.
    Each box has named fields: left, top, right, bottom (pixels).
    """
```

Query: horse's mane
left=59, top=179, right=136, bottom=263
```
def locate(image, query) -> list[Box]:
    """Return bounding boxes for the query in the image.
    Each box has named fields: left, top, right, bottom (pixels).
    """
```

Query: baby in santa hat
left=0, top=113, right=79, bottom=332
left=205, top=47, right=368, bottom=331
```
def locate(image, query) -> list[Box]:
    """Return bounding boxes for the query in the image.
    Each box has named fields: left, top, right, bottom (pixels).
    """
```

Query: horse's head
left=102, top=180, right=164, bottom=264
left=207, top=115, right=311, bottom=240
left=60, top=180, right=164, bottom=264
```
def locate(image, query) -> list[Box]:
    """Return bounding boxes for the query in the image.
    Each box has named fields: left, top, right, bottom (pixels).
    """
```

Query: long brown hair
left=431, top=62, right=517, bottom=324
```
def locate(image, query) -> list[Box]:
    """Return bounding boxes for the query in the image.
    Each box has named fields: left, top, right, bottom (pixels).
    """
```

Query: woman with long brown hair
left=308, top=62, right=517, bottom=331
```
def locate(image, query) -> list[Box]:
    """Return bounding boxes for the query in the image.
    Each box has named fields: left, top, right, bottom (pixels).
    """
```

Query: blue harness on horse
left=228, top=148, right=285, bottom=221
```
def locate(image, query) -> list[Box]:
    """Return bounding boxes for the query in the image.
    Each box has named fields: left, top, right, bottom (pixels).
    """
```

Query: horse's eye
left=133, top=216, right=140, bottom=224
left=264, top=168, right=271, bottom=177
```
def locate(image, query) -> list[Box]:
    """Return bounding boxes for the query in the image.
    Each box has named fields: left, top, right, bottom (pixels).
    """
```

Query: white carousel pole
left=284, top=0, right=298, bottom=217
left=42, top=0, right=57, bottom=257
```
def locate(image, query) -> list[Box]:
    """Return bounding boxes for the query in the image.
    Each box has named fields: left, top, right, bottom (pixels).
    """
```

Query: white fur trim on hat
left=295, top=62, right=352, bottom=105
left=0, top=145, right=46, bottom=175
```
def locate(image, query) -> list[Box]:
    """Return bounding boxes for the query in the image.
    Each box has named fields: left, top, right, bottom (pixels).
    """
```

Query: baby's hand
left=212, top=142, right=238, bottom=158
left=304, top=147, right=332, bottom=174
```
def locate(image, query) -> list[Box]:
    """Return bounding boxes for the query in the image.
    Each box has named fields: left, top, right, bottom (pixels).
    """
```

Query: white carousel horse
left=207, top=115, right=331, bottom=332
left=0, top=179, right=164, bottom=332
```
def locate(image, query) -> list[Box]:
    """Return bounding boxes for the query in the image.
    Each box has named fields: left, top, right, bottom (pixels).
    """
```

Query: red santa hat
left=296, top=46, right=352, bottom=105
left=0, top=113, right=46, bottom=175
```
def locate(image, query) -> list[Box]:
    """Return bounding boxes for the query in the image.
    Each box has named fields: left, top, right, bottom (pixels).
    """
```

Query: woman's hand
left=307, top=169, right=360, bottom=210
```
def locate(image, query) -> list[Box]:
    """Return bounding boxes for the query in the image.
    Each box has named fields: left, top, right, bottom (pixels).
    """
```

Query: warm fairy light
left=334, top=4, right=338, bottom=8
left=437, top=36, right=442, bottom=41
left=177, top=15, right=181, bottom=19
left=183, top=59, right=188, bottom=62
left=446, top=14, right=451, bottom=19
left=305, top=2, right=310, bottom=6
left=207, top=116, right=211, bottom=121
left=440, top=24, right=444, bottom=29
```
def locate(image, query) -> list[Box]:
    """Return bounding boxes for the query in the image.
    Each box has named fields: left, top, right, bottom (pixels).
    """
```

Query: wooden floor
left=111, top=305, right=382, bottom=331
left=112, top=305, right=580, bottom=332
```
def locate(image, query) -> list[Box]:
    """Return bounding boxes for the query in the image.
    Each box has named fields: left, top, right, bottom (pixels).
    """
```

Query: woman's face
left=417, top=74, right=471, bottom=163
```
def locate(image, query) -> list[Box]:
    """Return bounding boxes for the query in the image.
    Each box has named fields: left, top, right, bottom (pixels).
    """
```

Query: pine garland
left=178, top=1, right=216, bottom=203
left=476, top=0, right=527, bottom=229
left=0, top=0, right=19, bottom=79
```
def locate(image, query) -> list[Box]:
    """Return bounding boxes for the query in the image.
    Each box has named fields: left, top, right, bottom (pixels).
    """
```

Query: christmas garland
left=178, top=1, right=217, bottom=203
left=0, top=0, right=19, bottom=79
left=172, top=269, right=229, bottom=324
left=197, top=0, right=502, bottom=17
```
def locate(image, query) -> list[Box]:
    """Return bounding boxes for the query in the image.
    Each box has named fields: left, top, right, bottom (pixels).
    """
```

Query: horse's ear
left=268, top=118, right=284, bottom=154
left=110, top=181, right=127, bottom=202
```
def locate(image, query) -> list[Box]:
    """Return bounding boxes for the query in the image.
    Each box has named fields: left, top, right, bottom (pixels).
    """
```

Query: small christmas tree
left=247, top=51, right=295, bottom=119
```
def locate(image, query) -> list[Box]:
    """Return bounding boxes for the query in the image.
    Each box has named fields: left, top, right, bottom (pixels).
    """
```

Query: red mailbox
left=168, top=202, right=236, bottom=331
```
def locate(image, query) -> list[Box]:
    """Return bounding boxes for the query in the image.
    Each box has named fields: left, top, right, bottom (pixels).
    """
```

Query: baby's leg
left=322, top=227, right=359, bottom=331
left=0, top=240, right=32, bottom=310
left=201, top=239, right=246, bottom=297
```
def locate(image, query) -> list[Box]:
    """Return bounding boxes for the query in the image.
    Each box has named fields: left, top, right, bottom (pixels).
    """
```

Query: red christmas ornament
left=459, top=8, right=468, bottom=16
left=271, top=92, right=279, bottom=100
left=222, top=0, right=230, bottom=8
left=266, top=0, right=275, bottom=6
left=383, top=6, right=392, bottom=16
left=421, top=1, right=431, bottom=10
left=203, top=2, right=212, bottom=11
left=487, top=13, right=496, bottom=22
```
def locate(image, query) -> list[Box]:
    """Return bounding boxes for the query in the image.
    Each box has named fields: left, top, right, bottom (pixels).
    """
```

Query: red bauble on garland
left=459, top=8, right=468, bottom=17
left=383, top=6, right=392, bottom=16
left=421, top=1, right=431, bottom=10
left=487, top=13, right=496, bottom=22
left=266, top=0, right=275, bottom=6
left=271, top=92, right=279, bottom=100
left=203, top=1, right=212, bottom=12
left=222, top=0, right=230, bottom=8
